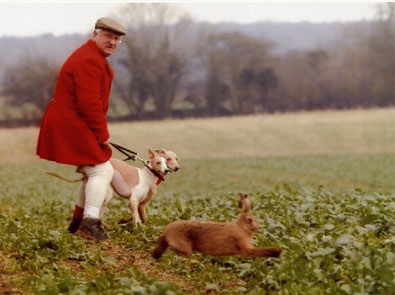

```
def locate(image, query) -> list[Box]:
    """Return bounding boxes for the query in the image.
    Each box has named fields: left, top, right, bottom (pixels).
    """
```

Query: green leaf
left=334, top=234, right=356, bottom=247
left=376, top=265, right=394, bottom=283
left=310, top=248, right=335, bottom=257
left=340, top=284, right=351, bottom=294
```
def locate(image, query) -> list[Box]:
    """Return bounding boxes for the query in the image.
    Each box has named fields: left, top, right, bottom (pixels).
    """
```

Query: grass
left=0, top=108, right=394, bottom=294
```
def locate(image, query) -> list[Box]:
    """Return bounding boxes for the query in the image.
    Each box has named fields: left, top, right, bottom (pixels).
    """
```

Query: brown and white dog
left=47, top=149, right=179, bottom=228
left=104, top=148, right=180, bottom=227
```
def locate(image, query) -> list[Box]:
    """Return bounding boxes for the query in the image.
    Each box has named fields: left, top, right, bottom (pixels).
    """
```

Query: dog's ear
left=154, top=149, right=167, bottom=156
left=148, top=148, right=155, bottom=159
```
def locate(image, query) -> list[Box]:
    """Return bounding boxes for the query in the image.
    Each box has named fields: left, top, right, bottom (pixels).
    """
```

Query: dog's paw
left=102, top=221, right=113, bottom=231
left=119, top=219, right=128, bottom=224
left=132, top=219, right=143, bottom=228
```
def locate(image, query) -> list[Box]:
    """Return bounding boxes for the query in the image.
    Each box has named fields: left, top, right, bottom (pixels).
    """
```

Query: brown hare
left=153, top=194, right=282, bottom=259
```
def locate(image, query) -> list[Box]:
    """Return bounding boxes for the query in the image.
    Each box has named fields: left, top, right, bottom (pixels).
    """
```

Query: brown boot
left=80, top=218, right=108, bottom=240
left=68, top=218, right=82, bottom=233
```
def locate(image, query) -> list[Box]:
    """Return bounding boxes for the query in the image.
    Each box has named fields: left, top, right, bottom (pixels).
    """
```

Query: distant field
left=1, top=107, right=394, bottom=161
left=0, top=108, right=394, bottom=294
left=1, top=108, right=394, bottom=192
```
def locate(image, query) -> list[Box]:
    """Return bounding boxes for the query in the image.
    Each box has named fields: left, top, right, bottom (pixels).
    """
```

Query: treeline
left=0, top=3, right=394, bottom=127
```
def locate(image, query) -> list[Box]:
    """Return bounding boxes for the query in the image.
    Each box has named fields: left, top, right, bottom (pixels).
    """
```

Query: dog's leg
left=119, top=200, right=134, bottom=224
left=119, top=197, right=140, bottom=226
left=138, top=189, right=155, bottom=225
left=118, top=216, right=133, bottom=224
left=131, top=197, right=141, bottom=227
left=138, top=204, right=147, bottom=225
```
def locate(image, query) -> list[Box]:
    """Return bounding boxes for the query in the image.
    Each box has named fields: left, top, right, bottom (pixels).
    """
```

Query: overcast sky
left=0, top=1, right=379, bottom=37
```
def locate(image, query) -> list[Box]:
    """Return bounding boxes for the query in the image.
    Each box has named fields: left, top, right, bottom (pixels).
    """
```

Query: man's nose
left=109, top=39, right=118, bottom=45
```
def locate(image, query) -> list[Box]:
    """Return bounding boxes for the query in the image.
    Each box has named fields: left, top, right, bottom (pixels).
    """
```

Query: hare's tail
left=153, top=235, right=168, bottom=259
left=45, top=172, right=85, bottom=183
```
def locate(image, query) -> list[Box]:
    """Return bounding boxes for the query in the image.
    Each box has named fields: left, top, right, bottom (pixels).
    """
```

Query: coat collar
left=86, top=39, right=113, bottom=78
left=86, top=39, right=107, bottom=59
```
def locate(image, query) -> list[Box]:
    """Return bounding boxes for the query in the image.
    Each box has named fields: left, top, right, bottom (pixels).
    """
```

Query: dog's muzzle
left=168, top=167, right=179, bottom=173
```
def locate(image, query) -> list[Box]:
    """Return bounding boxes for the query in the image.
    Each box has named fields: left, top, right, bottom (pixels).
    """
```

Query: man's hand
left=100, top=138, right=111, bottom=149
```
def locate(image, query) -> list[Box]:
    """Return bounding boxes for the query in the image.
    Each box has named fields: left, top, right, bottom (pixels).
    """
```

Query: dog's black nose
left=174, top=167, right=179, bottom=171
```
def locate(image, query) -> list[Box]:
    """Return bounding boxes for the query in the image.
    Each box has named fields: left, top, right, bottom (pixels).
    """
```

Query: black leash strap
left=110, top=142, right=139, bottom=162
left=110, top=142, right=165, bottom=182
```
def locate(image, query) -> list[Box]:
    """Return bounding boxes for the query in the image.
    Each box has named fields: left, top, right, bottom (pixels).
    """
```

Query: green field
left=0, top=108, right=394, bottom=294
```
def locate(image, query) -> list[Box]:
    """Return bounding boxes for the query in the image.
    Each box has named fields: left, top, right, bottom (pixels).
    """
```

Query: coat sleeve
left=74, top=57, right=110, bottom=144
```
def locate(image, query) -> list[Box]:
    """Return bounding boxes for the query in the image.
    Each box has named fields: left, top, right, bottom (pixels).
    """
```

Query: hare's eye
left=247, top=217, right=253, bottom=223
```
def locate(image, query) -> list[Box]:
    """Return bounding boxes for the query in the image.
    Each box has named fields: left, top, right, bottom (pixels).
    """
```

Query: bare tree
left=113, top=3, right=192, bottom=118
left=1, top=56, right=59, bottom=119
left=202, top=32, right=277, bottom=114
left=330, top=5, right=395, bottom=109
left=369, top=3, right=395, bottom=106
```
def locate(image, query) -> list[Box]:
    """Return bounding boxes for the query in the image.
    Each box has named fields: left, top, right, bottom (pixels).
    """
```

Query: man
left=36, top=18, right=126, bottom=240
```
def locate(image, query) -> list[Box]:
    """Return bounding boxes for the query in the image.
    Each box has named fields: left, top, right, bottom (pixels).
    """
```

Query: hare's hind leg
left=168, top=235, right=193, bottom=257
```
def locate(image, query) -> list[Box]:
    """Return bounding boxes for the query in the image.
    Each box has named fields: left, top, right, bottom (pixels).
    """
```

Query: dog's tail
left=153, top=235, right=169, bottom=260
left=45, top=171, right=85, bottom=183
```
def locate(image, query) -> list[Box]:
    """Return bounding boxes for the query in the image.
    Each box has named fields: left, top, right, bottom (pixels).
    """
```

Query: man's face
left=93, top=29, right=122, bottom=57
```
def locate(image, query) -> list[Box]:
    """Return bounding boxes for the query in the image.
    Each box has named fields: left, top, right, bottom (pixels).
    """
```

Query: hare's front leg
left=238, top=241, right=281, bottom=258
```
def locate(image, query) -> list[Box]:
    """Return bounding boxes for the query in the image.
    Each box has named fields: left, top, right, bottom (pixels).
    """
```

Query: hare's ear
left=242, top=194, right=251, bottom=213
left=238, top=194, right=251, bottom=213
left=237, top=193, right=244, bottom=209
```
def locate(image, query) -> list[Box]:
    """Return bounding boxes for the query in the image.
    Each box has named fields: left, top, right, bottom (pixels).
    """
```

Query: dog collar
left=144, top=164, right=165, bottom=184
left=156, top=176, right=164, bottom=185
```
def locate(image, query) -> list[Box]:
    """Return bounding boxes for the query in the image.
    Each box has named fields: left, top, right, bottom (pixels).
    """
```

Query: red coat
left=36, top=39, right=113, bottom=165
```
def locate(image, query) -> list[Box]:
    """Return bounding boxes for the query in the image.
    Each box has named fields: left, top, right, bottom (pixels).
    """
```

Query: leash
left=110, top=142, right=146, bottom=164
left=110, top=142, right=165, bottom=182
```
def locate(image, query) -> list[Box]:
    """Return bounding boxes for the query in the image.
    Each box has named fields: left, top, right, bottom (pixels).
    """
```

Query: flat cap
left=95, top=17, right=127, bottom=35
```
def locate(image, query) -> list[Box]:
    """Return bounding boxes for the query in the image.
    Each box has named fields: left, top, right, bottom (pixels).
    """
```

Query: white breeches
left=76, top=161, right=114, bottom=219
